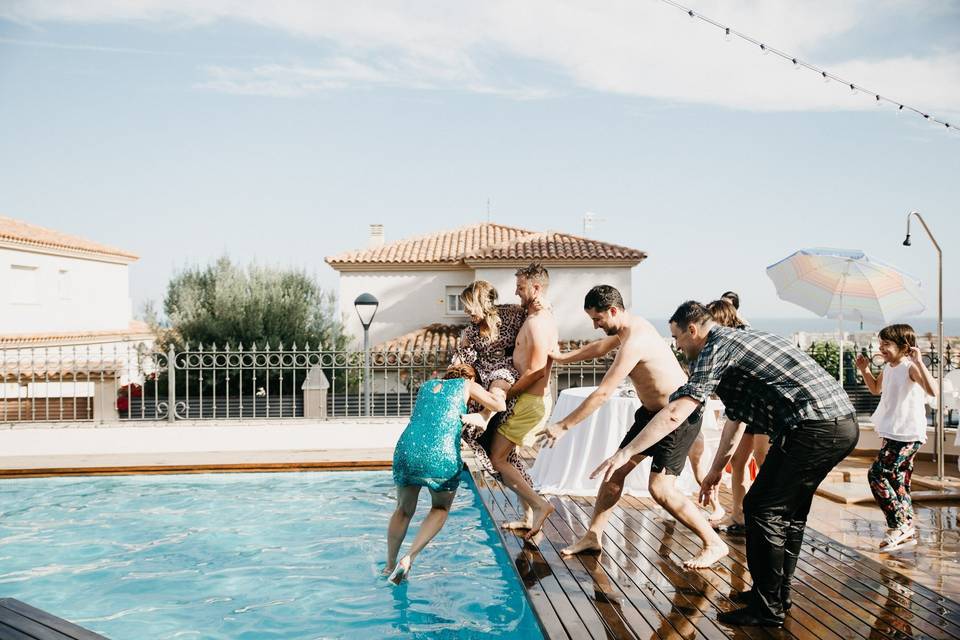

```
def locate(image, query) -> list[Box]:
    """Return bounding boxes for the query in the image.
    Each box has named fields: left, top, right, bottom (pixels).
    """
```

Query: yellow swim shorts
left=498, top=392, right=553, bottom=447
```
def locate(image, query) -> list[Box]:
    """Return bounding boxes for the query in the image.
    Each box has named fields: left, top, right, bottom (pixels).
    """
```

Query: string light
left=658, top=0, right=956, bottom=135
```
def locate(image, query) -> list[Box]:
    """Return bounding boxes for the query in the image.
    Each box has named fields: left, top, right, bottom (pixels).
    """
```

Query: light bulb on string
left=849, top=83, right=857, bottom=94
left=688, top=9, right=695, bottom=20
left=760, top=43, right=768, bottom=55
left=724, top=27, right=731, bottom=42
left=792, top=58, right=800, bottom=71
left=822, top=71, right=829, bottom=83
left=875, top=94, right=882, bottom=107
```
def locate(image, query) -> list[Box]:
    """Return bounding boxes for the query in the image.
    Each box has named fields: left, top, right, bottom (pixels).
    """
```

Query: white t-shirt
left=870, top=360, right=928, bottom=444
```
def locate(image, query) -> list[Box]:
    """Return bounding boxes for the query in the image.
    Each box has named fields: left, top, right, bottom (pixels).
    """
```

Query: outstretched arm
left=548, top=335, right=619, bottom=365
left=590, top=396, right=700, bottom=483
left=536, top=339, right=641, bottom=448
left=697, top=418, right=745, bottom=507
left=466, top=381, right=507, bottom=413
left=507, top=357, right=553, bottom=401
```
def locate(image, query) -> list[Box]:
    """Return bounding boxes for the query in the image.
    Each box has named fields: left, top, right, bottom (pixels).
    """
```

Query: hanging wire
left=660, top=0, right=956, bottom=135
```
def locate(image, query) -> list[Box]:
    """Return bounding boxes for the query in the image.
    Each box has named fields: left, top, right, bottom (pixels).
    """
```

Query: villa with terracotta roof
left=326, top=222, right=647, bottom=349
left=1, top=216, right=154, bottom=421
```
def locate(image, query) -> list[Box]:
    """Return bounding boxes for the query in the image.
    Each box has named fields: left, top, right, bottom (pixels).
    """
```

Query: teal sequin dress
left=392, top=377, right=468, bottom=492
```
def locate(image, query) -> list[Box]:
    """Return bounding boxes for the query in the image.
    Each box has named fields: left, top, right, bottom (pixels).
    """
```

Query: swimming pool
left=0, top=471, right=544, bottom=639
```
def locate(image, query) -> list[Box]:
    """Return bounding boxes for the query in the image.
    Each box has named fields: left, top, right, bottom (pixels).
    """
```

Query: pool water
left=0, top=471, right=544, bottom=639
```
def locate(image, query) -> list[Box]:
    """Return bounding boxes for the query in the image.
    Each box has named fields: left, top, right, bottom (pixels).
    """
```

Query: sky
left=1, top=0, right=958, bottom=323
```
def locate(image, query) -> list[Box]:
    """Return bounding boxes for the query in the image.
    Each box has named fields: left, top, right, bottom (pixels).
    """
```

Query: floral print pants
left=868, top=438, right=923, bottom=529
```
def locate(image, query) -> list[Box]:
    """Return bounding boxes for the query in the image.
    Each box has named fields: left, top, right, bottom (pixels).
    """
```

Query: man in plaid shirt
left=592, top=301, right=858, bottom=628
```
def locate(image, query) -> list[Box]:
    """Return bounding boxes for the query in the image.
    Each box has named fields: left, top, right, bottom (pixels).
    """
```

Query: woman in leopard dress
left=454, top=280, right=535, bottom=485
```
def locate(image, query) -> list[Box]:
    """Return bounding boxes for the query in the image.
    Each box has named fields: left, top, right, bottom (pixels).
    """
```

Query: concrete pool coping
left=0, top=421, right=406, bottom=476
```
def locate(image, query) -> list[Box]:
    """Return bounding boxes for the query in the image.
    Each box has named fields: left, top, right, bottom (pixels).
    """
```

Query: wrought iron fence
left=7, top=338, right=952, bottom=426
left=0, top=342, right=615, bottom=424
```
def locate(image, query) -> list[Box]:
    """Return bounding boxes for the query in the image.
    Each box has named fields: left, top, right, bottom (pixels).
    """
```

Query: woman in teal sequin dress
left=386, top=363, right=506, bottom=584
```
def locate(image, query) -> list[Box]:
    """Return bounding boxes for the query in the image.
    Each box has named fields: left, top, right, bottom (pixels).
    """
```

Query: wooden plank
left=480, top=476, right=610, bottom=638
left=619, top=496, right=845, bottom=640
left=488, top=481, right=654, bottom=639
left=801, top=530, right=960, bottom=632
left=467, top=470, right=580, bottom=639
left=0, top=620, right=39, bottom=640
left=0, top=599, right=108, bottom=640
left=560, top=495, right=775, bottom=640
left=545, top=494, right=730, bottom=640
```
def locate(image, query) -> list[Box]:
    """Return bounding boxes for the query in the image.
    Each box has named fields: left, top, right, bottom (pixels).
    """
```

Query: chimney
left=368, top=224, right=384, bottom=248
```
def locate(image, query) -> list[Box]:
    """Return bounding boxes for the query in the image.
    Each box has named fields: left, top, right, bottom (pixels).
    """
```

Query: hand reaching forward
left=535, top=423, right=567, bottom=449
left=589, top=448, right=633, bottom=483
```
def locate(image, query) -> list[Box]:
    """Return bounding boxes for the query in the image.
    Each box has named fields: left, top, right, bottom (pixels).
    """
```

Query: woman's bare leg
left=386, top=485, right=421, bottom=573
left=391, top=489, right=456, bottom=583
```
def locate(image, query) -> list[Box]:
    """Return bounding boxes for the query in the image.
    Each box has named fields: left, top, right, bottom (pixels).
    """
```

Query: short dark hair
left=878, top=324, right=917, bottom=350
left=584, top=285, right=624, bottom=312
left=670, top=300, right=711, bottom=328
left=720, top=291, right=740, bottom=310
left=515, top=262, right=549, bottom=286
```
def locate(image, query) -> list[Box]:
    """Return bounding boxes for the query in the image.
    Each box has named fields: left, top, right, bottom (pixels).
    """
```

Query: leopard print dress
left=454, top=304, right=535, bottom=486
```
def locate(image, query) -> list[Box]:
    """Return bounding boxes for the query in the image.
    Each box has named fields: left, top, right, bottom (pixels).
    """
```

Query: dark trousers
left=743, top=415, right=859, bottom=620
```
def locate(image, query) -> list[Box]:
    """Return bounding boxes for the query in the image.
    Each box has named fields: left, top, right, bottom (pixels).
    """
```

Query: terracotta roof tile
left=0, top=321, right=154, bottom=347
left=326, top=222, right=646, bottom=267
left=373, top=323, right=466, bottom=354
left=0, top=215, right=139, bottom=261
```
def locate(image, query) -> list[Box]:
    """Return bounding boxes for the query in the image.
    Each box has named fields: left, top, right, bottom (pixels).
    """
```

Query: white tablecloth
left=529, top=387, right=721, bottom=497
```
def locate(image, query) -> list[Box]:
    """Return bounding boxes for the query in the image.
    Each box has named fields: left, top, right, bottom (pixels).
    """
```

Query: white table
left=529, top=386, right=720, bottom=497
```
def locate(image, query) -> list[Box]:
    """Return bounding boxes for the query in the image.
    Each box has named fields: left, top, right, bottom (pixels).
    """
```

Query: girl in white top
left=856, top=323, right=937, bottom=552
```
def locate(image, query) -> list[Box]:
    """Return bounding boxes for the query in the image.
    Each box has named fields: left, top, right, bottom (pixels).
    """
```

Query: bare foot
left=461, top=413, right=488, bottom=429
left=388, top=555, right=412, bottom=584
left=502, top=518, right=533, bottom=531
left=707, top=504, right=727, bottom=525
left=381, top=564, right=394, bottom=576
left=683, top=542, right=729, bottom=569
left=523, top=502, right=555, bottom=540
left=560, top=531, right=603, bottom=556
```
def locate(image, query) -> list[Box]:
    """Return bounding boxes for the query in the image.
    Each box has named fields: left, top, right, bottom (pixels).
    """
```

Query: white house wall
left=339, top=270, right=474, bottom=347
left=0, top=248, right=133, bottom=334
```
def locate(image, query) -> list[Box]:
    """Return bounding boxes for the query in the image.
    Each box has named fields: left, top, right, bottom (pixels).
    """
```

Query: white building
left=325, top=222, right=647, bottom=349
left=1, top=216, right=153, bottom=421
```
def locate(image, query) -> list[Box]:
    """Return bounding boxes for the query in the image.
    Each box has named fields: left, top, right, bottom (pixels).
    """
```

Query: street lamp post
left=354, top=293, right=379, bottom=417
left=903, top=211, right=945, bottom=480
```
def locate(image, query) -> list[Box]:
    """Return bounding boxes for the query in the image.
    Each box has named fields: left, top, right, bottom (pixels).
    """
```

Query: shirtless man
left=537, top=285, right=728, bottom=569
left=489, top=263, right=559, bottom=538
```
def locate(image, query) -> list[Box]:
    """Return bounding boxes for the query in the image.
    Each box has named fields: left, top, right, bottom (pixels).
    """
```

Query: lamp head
left=903, top=234, right=912, bottom=246
left=353, top=293, right=379, bottom=329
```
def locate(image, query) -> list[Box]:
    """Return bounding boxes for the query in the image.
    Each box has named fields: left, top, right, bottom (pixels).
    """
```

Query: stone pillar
left=302, top=365, right=330, bottom=420
left=93, top=375, right=119, bottom=424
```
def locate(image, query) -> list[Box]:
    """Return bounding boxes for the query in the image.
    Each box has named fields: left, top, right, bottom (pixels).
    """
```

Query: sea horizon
left=645, top=316, right=960, bottom=339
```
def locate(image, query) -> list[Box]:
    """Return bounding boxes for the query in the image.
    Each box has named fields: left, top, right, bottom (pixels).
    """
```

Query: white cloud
left=3, top=0, right=958, bottom=116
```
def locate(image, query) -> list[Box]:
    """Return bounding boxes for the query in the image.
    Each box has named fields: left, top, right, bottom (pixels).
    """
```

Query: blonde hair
left=707, top=299, right=746, bottom=329
left=461, top=281, right=501, bottom=341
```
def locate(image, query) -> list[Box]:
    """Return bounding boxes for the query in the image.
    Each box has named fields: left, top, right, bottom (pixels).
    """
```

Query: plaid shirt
left=670, top=326, right=854, bottom=438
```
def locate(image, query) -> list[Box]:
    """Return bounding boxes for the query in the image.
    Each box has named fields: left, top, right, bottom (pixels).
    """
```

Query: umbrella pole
left=838, top=311, right=844, bottom=387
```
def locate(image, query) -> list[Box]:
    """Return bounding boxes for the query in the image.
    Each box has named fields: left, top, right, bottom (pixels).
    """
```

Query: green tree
left=164, top=256, right=347, bottom=351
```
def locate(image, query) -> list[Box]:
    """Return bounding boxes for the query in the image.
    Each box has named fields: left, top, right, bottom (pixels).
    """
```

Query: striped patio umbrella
left=766, top=247, right=925, bottom=385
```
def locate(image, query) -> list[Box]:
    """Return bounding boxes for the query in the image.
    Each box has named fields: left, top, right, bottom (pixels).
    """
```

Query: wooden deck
left=470, top=465, right=960, bottom=640
left=0, top=599, right=108, bottom=640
